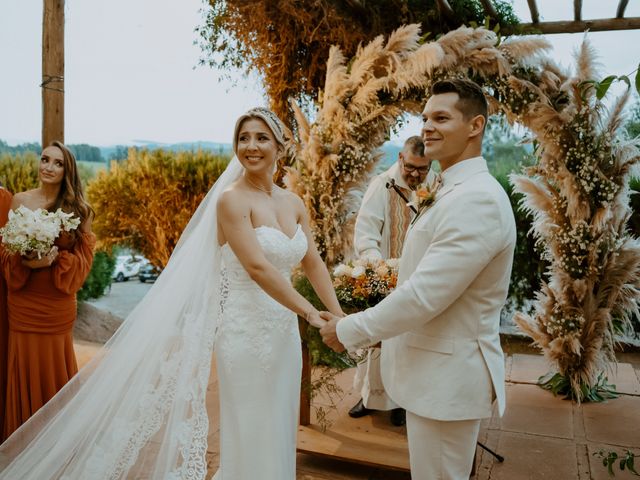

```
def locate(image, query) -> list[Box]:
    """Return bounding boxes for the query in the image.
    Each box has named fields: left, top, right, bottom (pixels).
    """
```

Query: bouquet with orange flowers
left=332, top=257, right=399, bottom=312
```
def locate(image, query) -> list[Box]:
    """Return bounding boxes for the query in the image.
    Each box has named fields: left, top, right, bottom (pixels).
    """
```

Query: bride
left=0, top=108, right=343, bottom=479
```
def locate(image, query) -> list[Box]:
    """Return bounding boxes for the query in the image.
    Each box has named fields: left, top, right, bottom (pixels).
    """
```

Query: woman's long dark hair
left=48, top=141, right=94, bottom=228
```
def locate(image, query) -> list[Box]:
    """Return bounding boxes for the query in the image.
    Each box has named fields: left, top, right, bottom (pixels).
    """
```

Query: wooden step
left=297, top=422, right=409, bottom=471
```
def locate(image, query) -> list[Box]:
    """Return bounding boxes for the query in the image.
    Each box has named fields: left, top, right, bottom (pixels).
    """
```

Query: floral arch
left=285, top=25, right=640, bottom=401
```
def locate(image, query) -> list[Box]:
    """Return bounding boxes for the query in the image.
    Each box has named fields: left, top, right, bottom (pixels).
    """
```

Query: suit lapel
left=408, top=183, right=456, bottom=229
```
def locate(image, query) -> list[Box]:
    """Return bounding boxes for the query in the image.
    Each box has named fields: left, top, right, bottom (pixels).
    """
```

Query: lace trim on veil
left=0, top=158, right=244, bottom=480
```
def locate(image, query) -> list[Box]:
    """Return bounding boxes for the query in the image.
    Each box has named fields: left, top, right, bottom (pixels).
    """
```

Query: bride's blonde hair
left=232, top=107, right=291, bottom=155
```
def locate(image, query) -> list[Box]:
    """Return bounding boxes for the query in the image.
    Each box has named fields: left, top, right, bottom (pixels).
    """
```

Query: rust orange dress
left=0, top=189, right=12, bottom=440
left=0, top=227, right=95, bottom=440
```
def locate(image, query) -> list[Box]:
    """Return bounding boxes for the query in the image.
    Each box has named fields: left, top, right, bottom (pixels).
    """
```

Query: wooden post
left=42, top=0, right=64, bottom=148
left=299, top=317, right=311, bottom=425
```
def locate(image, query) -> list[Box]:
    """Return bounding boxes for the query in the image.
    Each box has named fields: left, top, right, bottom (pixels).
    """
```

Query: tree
left=626, top=100, right=640, bottom=139
left=197, top=0, right=519, bottom=124
left=68, top=143, right=104, bottom=163
left=86, top=148, right=229, bottom=267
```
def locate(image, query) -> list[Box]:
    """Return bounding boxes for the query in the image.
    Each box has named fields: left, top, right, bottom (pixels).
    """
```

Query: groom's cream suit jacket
left=337, top=156, right=516, bottom=421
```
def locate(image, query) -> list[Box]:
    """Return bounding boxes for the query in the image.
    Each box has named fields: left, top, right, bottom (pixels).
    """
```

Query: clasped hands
left=307, top=310, right=346, bottom=353
left=21, top=246, right=58, bottom=269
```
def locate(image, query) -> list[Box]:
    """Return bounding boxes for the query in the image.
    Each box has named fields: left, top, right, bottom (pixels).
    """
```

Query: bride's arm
left=217, top=190, right=324, bottom=327
left=295, top=197, right=344, bottom=318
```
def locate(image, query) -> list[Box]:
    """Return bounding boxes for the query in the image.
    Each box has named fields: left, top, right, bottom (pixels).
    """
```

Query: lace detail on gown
left=217, top=225, right=306, bottom=372
left=214, top=225, right=308, bottom=480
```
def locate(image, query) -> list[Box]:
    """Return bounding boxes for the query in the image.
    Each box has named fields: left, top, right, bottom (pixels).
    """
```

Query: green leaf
left=618, top=75, right=631, bottom=89
left=596, top=75, right=617, bottom=100
left=484, top=16, right=491, bottom=30
left=627, top=454, right=637, bottom=474
left=493, top=23, right=501, bottom=33
left=635, top=66, right=640, bottom=95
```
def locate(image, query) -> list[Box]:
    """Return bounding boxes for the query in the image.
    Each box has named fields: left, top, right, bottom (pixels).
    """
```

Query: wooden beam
left=526, top=0, right=540, bottom=24
left=574, top=0, right=582, bottom=21
left=617, top=0, right=629, bottom=18
left=299, top=318, right=311, bottom=426
left=479, top=0, right=498, bottom=20
left=434, top=0, right=456, bottom=22
left=508, top=17, right=640, bottom=35
left=42, top=0, right=64, bottom=147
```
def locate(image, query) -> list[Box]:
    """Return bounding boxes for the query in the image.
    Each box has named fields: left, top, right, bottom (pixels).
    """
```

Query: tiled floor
left=74, top=344, right=640, bottom=479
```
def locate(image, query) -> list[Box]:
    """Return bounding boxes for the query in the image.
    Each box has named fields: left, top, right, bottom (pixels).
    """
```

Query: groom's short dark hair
left=430, top=78, right=488, bottom=123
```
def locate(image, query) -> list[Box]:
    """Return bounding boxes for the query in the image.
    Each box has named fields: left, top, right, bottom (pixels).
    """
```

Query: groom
left=320, top=78, right=516, bottom=479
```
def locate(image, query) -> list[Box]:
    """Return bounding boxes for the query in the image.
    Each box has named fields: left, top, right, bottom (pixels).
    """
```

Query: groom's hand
left=319, top=312, right=346, bottom=353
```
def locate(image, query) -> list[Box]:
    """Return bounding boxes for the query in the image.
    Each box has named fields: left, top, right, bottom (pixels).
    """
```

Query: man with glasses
left=349, top=135, right=432, bottom=426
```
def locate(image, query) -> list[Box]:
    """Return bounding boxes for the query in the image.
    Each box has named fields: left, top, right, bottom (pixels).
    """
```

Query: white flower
left=333, top=264, right=353, bottom=277
left=386, top=258, right=399, bottom=269
left=353, top=257, right=369, bottom=267
left=350, top=265, right=366, bottom=278
left=0, top=206, right=80, bottom=258
left=375, top=265, right=388, bottom=278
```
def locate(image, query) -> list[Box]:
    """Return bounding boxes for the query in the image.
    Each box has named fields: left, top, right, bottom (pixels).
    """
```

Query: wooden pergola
left=435, top=0, right=640, bottom=34
left=41, top=0, right=640, bottom=149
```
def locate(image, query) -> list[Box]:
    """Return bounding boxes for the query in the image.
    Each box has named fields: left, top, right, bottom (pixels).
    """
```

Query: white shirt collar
left=440, top=156, right=488, bottom=186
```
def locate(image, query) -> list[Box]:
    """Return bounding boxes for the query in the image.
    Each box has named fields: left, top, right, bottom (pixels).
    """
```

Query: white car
left=112, top=255, right=147, bottom=282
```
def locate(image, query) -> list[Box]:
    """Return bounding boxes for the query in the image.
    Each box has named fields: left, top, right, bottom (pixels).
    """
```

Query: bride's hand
left=306, top=310, right=326, bottom=329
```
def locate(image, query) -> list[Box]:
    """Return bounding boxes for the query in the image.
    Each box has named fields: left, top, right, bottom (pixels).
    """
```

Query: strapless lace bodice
left=220, top=225, right=307, bottom=290
left=216, top=225, right=307, bottom=372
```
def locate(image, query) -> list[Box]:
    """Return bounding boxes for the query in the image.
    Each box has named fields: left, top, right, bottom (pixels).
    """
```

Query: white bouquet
left=0, top=206, right=81, bottom=258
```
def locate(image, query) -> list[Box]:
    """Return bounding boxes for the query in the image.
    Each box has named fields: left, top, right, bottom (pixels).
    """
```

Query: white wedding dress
left=0, top=156, right=309, bottom=480
left=214, top=224, right=307, bottom=479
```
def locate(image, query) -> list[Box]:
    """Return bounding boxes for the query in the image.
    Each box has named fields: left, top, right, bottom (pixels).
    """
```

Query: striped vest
left=387, top=185, right=412, bottom=258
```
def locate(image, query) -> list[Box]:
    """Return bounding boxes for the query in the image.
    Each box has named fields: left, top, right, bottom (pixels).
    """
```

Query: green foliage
left=68, top=144, right=104, bottom=163
left=293, top=275, right=356, bottom=369
left=108, top=145, right=133, bottom=162
left=594, top=449, right=640, bottom=477
left=626, top=101, right=640, bottom=139
left=0, top=152, right=39, bottom=193
left=482, top=116, right=536, bottom=178
left=538, top=371, right=618, bottom=402
left=77, top=251, right=115, bottom=301
left=579, top=67, right=640, bottom=101
left=0, top=140, right=105, bottom=163
left=87, top=148, right=229, bottom=268
left=494, top=174, right=547, bottom=312
left=0, top=140, right=40, bottom=156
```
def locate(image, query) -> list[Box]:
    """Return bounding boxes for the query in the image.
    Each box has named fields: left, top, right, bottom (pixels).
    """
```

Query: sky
left=1, top=0, right=639, bottom=147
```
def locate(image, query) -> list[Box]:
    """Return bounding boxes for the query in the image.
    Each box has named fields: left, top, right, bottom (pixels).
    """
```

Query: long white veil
left=0, top=157, right=244, bottom=479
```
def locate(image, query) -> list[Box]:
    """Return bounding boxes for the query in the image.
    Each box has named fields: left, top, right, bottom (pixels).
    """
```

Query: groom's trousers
left=406, top=411, right=480, bottom=480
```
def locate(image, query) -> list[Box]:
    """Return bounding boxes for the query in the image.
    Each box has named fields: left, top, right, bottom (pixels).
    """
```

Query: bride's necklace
left=245, top=176, right=273, bottom=195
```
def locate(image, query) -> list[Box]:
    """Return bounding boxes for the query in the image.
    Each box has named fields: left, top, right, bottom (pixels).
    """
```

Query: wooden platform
left=298, top=424, right=409, bottom=471
left=296, top=360, right=410, bottom=472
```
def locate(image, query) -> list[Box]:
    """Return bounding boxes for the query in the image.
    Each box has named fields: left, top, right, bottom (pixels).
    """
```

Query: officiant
left=350, top=135, right=432, bottom=426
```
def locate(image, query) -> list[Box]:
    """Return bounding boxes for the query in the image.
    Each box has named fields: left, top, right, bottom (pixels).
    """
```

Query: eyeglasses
left=401, top=163, right=430, bottom=174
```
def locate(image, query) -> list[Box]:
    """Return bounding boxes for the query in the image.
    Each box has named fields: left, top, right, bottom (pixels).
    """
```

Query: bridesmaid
left=0, top=142, right=96, bottom=440
left=0, top=185, right=12, bottom=439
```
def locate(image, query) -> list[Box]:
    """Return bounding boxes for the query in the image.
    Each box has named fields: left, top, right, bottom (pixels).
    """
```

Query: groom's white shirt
left=337, top=156, right=516, bottom=421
